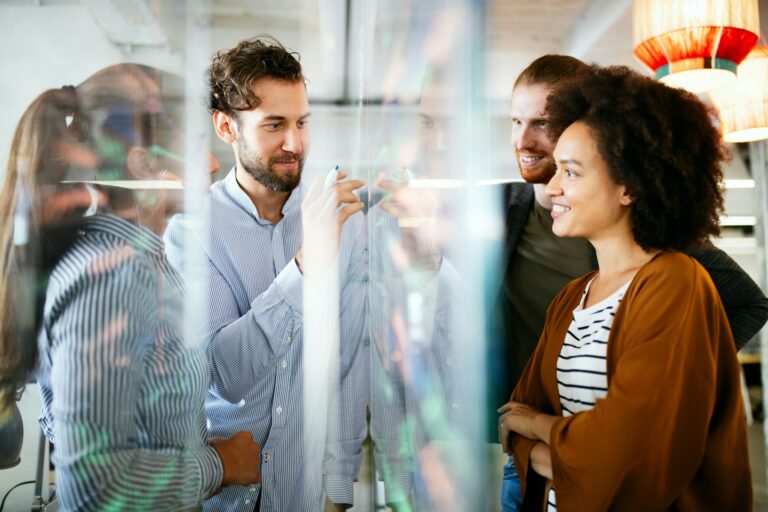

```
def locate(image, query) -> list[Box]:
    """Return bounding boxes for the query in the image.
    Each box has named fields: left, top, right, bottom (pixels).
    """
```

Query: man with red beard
left=164, top=37, right=368, bottom=511
left=494, top=55, right=768, bottom=511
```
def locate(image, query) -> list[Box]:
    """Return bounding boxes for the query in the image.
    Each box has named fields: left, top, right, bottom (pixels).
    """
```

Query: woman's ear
left=125, top=146, right=156, bottom=180
left=213, top=111, right=237, bottom=144
left=619, top=187, right=634, bottom=206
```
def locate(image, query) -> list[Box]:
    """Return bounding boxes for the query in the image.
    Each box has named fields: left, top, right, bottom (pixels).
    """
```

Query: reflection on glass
left=6, top=2, right=760, bottom=512
left=364, top=2, right=499, bottom=510
left=0, top=2, right=500, bottom=511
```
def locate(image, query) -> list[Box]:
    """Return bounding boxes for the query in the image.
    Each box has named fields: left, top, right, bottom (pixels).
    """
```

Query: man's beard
left=517, top=155, right=557, bottom=184
left=237, top=141, right=304, bottom=193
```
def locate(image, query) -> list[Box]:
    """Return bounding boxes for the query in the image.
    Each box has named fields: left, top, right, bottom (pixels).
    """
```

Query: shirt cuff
left=382, top=471, right=412, bottom=507
left=324, top=473, right=354, bottom=505
left=194, top=445, right=225, bottom=500
left=273, top=258, right=303, bottom=315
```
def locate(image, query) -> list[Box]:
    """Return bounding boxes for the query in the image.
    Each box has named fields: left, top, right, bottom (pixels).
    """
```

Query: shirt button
left=264, top=454, right=271, bottom=462
left=446, top=357, right=452, bottom=366
left=245, top=499, right=251, bottom=505
left=274, top=227, right=281, bottom=234
left=452, top=402, right=459, bottom=410
left=250, top=487, right=257, bottom=492
left=287, top=335, right=292, bottom=344
left=276, top=406, right=283, bottom=415
left=281, top=359, right=287, bottom=369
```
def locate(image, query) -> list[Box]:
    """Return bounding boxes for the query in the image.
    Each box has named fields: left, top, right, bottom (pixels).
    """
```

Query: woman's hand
left=498, top=401, right=559, bottom=454
left=530, top=442, right=553, bottom=480
left=498, top=401, right=539, bottom=443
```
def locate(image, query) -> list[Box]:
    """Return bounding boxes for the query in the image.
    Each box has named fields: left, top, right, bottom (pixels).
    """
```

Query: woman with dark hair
left=498, top=65, right=751, bottom=511
left=0, top=64, right=260, bottom=510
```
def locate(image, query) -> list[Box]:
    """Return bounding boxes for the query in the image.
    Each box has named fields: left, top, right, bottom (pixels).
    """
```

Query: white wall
left=0, top=3, right=184, bottom=182
left=0, top=4, right=125, bottom=179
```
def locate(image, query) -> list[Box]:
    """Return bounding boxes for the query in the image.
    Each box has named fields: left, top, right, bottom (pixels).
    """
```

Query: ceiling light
left=633, top=0, right=759, bottom=93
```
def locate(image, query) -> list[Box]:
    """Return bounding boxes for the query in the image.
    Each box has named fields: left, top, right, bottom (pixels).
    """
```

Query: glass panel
left=1, top=1, right=766, bottom=511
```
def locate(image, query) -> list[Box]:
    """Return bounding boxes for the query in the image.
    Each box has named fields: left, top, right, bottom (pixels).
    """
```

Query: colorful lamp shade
left=633, top=0, right=760, bottom=93
left=710, top=46, right=768, bottom=143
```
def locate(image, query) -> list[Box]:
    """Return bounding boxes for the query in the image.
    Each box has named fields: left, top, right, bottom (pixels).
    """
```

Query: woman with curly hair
left=498, top=65, right=751, bottom=511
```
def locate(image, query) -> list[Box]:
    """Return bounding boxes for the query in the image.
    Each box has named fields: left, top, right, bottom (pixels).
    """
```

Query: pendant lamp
left=710, top=46, right=768, bottom=143
left=633, top=0, right=760, bottom=93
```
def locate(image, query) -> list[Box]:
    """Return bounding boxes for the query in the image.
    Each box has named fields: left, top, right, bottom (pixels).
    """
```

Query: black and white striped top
left=37, top=214, right=222, bottom=511
left=548, top=277, right=630, bottom=512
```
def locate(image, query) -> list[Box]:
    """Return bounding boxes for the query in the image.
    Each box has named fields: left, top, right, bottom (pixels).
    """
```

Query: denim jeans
left=501, top=456, right=522, bottom=512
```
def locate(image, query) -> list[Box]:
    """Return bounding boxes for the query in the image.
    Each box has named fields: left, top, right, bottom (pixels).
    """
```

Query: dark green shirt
left=504, top=199, right=593, bottom=381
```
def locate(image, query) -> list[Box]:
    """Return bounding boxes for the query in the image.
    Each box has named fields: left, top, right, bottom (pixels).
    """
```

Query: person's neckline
left=575, top=276, right=631, bottom=315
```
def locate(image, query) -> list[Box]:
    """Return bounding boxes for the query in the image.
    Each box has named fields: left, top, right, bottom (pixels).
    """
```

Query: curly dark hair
left=545, top=65, right=726, bottom=252
left=208, top=35, right=304, bottom=115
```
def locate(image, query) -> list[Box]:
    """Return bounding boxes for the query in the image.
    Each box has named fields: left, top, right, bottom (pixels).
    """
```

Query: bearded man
left=164, top=36, right=368, bottom=512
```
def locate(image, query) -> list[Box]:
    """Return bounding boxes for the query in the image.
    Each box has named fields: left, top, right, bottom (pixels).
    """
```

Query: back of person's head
left=545, top=64, right=726, bottom=252
left=78, top=64, right=184, bottom=181
left=514, top=54, right=591, bottom=91
left=0, top=63, right=183, bottom=414
left=208, top=35, right=304, bottom=116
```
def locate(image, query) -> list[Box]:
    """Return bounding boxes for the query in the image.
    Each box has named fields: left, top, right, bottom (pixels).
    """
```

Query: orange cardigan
left=511, top=252, right=751, bottom=511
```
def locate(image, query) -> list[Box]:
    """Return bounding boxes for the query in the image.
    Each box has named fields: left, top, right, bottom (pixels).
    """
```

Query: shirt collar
left=223, top=166, right=304, bottom=223
left=82, top=213, right=165, bottom=256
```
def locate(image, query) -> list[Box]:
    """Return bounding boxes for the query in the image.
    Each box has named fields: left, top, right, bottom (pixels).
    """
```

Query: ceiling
left=204, top=0, right=641, bottom=101
left=21, top=0, right=766, bottom=102
left=485, top=0, right=636, bottom=99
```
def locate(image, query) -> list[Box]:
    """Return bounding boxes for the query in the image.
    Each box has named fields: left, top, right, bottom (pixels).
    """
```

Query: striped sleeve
left=165, top=215, right=302, bottom=405
left=205, top=257, right=301, bottom=404
left=48, top=254, right=223, bottom=510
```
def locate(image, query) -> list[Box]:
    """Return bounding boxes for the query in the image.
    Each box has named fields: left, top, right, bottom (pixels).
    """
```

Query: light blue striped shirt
left=37, top=213, right=223, bottom=511
left=164, top=168, right=369, bottom=511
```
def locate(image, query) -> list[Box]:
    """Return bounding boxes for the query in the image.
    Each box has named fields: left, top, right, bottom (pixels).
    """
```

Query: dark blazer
left=498, top=182, right=768, bottom=350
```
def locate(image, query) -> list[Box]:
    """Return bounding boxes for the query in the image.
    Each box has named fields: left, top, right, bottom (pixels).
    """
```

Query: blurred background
left=1, top=0, right=767, bottom=510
